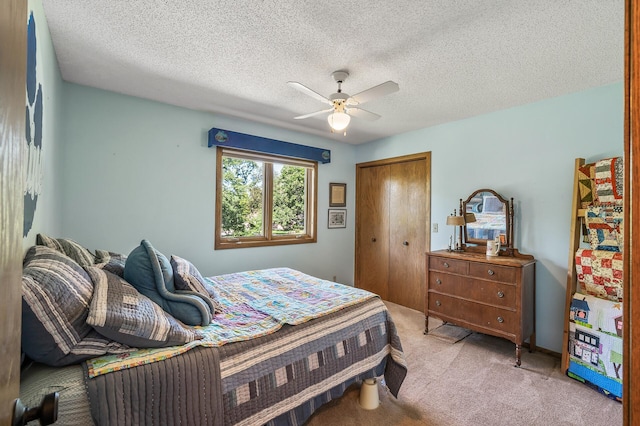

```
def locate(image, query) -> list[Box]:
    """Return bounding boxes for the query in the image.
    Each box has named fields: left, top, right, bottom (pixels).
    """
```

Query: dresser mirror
left=461, top=188, right=514, bottom=254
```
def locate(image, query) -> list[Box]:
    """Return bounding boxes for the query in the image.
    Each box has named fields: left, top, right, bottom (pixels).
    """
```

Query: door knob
left=402, top=241, right=409, bottom=246
left=13, top=392, right=59, bottom=426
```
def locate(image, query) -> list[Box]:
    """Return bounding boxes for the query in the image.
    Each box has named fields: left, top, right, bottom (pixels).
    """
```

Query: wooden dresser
left=425, top=249, right=536, bottom=366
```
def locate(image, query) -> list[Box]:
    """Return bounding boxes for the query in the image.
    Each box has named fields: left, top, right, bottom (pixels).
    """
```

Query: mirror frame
left=461, top=188, right=513, bottom=254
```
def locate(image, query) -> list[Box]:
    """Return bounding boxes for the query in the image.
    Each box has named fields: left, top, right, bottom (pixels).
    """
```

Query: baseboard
left=524, top=342, right=561, bottom=359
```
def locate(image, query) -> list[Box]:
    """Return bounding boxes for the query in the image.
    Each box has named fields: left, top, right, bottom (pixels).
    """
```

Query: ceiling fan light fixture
left=327, top=111, right=350, bottom=131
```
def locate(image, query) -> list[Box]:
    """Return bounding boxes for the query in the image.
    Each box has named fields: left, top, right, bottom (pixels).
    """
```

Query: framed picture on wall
left=329, top=183, right=347, bottom=207
left=328, top=209, right=347, bottom=229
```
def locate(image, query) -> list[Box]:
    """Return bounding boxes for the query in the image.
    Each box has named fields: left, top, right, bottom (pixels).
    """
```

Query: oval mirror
left=462, top=189, right=512, bottom=250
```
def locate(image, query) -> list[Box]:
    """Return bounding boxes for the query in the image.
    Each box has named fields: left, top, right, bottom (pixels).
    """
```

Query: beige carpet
left=306, top=301, right=623, bottom=426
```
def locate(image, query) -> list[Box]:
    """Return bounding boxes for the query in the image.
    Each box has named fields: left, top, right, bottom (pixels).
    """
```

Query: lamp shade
left=465, top=213, right=477, bottom=223
left=327, top=112, right=351, bottom=131
left=446, top=215, right=465, bottom=226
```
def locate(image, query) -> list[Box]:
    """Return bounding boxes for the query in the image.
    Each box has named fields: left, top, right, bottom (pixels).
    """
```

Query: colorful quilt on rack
left=585, top=206, right=623, bottom=252
left=575, top=248, right=623, bottom=302
left=577, top=157, right=623, bottom=208
left=568, top=293, right=623, bottom=399
left=577, top=161, right=597, bottom=208
left=594, top=157, right=623, bottom=205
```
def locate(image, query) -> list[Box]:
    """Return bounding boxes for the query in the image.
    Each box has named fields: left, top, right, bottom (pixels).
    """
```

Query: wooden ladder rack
left=560, top=158, right=586, bottom=373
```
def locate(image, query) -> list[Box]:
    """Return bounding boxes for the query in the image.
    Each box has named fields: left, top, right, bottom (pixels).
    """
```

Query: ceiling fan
left=287, top=71, right=399, bottom=133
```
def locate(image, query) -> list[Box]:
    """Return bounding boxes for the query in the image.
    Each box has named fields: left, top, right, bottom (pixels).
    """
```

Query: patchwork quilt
left=585, top=206, right=623, bottom=252
left=568, top=156, right=624, bottom=401
left=593, top=157, right=623, bottom=205
left=83, top=268, right=407, bottom=426
left=575, top=248, right=623, bottom=302
left=568, top=293, right=623, bottom=398
left=86, top=268, right=376, bottom=377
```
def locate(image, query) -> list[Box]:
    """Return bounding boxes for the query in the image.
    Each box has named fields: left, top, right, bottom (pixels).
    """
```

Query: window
left=215, top=147, right=317, bottom=249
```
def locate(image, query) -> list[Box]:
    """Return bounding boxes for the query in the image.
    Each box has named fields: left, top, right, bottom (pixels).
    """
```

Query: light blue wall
left=23, top=0, right=65, bottom=248
left=356, top=82, right=624, bottom=353
left=30, top=0, right=623, bottom=353
left=59, top=84, right=357, bottom=284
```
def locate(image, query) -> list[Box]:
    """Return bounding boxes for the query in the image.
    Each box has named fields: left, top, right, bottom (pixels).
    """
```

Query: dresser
left=425, top=249, right=536, bottom=366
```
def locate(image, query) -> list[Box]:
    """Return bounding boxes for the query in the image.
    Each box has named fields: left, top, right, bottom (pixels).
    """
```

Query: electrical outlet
left=432, top=223, right=438, bottom=233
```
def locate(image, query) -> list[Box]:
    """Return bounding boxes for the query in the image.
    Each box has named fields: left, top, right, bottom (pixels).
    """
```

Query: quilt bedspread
left=86, top=268, right=377, bottom=377
left=85, top=296, right=407, bottom=426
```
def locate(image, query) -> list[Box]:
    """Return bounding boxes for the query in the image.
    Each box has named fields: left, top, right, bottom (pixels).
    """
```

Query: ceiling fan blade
left=294, top=108, right=334, bottom=120
left=287, top=81, right=333, bottom=105
left=346, top=107, right=381, bottom=121
left=348, top=80, right=399, bottom=105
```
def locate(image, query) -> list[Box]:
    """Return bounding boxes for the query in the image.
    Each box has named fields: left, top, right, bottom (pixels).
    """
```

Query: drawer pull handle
left=497, top=316, right=504, bottom=323
left=497, top=291, right=504, bottom=298
left=487, top=269, right=495, bottom=276
left=443, top=262, right=449, bottom=268
left=435, top=300, right=441, bottom=306
left=403, top=241, right=409, bottom=246
left=371, top=237, right=376, bottom=242
left=435, top=278, right=442, bottom=285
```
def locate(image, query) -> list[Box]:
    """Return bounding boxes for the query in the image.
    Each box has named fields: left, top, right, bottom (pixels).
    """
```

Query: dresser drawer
left=468, top=262, right=516, bottom=283
left=428, top=256, right=468, bottom=275
left=428, top=294, right=518, bottom=334
left=429, top=274, right=516, bottom=308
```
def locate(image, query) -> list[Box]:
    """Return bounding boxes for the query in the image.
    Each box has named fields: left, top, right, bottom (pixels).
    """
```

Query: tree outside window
left=215, top=147, right=317, bottom=249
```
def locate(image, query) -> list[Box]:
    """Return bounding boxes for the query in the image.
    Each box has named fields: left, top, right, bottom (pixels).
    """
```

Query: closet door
left=355, top=165, right=390, bottom=300
left=355, top=153, right=430, bottom=312
left=388, top=160, right=426, bottom=311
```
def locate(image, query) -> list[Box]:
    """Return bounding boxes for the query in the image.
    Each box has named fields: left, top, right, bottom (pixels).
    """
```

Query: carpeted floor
left=306, top=301, right=623, bottom=426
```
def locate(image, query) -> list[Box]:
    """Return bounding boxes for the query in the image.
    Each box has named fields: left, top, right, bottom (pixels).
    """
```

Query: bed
left=19, top=236, right=407, bottom=425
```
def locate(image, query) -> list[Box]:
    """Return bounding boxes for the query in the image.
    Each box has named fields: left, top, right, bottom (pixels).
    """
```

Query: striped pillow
left=21, top=245, right=129, bottom=366
left=171, top=255, right=223, bottom=314
left=36, top=233, right=96, bottom=267
left=95, top=249, right=127, bottom=277
left=85, top=267, right=202, bottom=348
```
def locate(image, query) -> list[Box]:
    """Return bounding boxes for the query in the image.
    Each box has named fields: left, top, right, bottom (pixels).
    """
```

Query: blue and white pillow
left=171, top=255, right=223, bottom=314
left=85, top=267, right=202, bottom=348
left=21, top=245, right=128, bottom=366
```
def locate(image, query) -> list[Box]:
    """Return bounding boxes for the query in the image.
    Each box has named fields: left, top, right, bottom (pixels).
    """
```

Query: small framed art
left=329, top=183, right=347, bottom=207
left=328, top=209, right=347, bottom=229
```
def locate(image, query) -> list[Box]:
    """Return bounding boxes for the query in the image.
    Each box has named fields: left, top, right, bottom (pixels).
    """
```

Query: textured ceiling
left=41, top=1, right=624, bottom=145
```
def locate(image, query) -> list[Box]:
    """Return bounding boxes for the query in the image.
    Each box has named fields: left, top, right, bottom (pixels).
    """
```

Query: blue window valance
left=208, top=128, right=331, bottom=164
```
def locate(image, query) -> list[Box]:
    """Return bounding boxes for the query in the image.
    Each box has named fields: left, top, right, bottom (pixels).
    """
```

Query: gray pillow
left=21, top=246, right=129, bottom=366
left=170, top=255, right=223, bottom=314
left=35, top=233, right=96, bottom=267
left=85, top=267, right=203, bottom=348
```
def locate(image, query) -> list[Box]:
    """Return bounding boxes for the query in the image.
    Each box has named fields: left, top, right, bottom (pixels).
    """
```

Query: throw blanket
left=86, top=268, right=376, bottom=377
